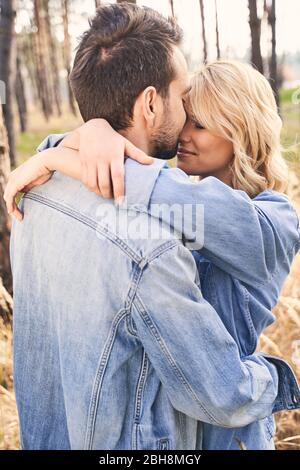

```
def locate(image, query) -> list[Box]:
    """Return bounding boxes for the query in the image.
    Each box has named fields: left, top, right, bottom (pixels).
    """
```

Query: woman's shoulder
left=254, top=189, right=299, bottom=227
left=254, top=189, right=300, bottom=254
left=254, top=188, right=289, bottom=202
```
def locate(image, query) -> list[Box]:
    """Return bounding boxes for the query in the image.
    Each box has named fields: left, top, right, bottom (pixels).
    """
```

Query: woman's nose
left=179, top=130, right=191, bottom=144
left=179, top=120, right=193, bottom=144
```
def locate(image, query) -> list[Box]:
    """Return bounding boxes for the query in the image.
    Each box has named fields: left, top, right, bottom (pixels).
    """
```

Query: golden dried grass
left=257, top=172, right=300, bottom=450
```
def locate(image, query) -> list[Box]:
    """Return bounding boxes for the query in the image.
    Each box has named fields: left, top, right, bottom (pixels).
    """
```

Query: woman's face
left=177, top=117, right=234, bottom=185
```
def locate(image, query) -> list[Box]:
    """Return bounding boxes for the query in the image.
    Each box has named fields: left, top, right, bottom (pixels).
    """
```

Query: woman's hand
left=62, top=119, right=154, bottom=201
left=4, top=152, right=54, bottom=221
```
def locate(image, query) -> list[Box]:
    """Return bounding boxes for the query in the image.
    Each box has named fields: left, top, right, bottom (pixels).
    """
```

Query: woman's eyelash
left=193, top=122, right=205, bottom=130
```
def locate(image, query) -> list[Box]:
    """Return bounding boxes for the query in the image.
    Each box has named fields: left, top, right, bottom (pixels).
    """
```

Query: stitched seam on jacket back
left=132, top=292, right=218, bottom=425
left=25, top=192, right=141, bottom=263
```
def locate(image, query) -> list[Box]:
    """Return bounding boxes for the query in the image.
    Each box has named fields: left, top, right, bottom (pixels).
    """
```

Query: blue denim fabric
left=10, top=134, right=300, bottom=450
left=149, top=158, right=300, bottom=450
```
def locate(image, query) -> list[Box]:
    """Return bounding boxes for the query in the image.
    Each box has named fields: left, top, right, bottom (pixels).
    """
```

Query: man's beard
left=153, top=140, right=179, bottom=160
left=151, top=112, right=180, bottom=160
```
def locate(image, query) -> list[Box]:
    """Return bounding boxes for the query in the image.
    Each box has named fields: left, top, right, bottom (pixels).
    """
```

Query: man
left=10, top=3, right=299, bottom=450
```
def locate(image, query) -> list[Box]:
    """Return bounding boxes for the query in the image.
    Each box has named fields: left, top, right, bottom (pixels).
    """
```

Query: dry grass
left=0, top=163, right=300, bottom=451
left=257, top=172, right=300, bottom=451
left=0, top=319, right=19, bottom=449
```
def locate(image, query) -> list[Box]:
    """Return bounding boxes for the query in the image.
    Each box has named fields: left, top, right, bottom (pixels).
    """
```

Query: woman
left=4, top=60, right=300, bottom=449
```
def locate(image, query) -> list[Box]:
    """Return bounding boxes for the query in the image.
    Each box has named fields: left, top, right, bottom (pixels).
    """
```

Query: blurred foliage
left=280, top=87, right=299, bottom=104
left=281, top=88, right=300, bottom=178
left=16, top=105, right=82, bottom=164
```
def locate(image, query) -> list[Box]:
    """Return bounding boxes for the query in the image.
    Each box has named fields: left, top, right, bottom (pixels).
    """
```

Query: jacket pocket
left=133, top=423, right=171, bottom=450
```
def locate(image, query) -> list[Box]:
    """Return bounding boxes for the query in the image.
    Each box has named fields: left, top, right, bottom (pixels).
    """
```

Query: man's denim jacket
left=9, top=135, right=300, bottom=450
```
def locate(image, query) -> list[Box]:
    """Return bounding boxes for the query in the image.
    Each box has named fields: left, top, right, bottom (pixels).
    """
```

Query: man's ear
left=141, top=86, right=159, bottom=128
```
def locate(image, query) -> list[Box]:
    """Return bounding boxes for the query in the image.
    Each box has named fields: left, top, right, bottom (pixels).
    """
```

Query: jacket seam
left=84, top=309, right=128, bottom=449
left=133, top=351, right=149, bottom=424
left=24, top=192, right=181, bottom=267
left=240, top=285, right=258, bottom=355
left=132, top=291, right=219, bottom=425
left=260, top=238, right=298, bottom=290
left=24, top=193, right=139, bottom=263
left=129, top=243, right=224, bottom=426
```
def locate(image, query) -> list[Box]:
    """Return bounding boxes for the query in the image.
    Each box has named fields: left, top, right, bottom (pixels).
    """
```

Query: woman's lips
left=177, top=148, right=196, bottom=157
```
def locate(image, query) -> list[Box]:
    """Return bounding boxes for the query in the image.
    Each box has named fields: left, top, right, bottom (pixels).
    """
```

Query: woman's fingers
left=5, top=193, right=22, bottom=221
left=3, top=157, right=53, bottom=220
left=4, top=180, right=19, bottom=213
left=85, top=162, right=102, bottom=195
left=12, top=206, right=23, bottom=221
left=3, top=183, right=22, bottom=220
left=124, top=139, right=154, bottom=165
left=110, top=161, right=125, bottom=203
left=22, top=182, right=37, bottom=192
left=97, top=163, right=113, bottom=199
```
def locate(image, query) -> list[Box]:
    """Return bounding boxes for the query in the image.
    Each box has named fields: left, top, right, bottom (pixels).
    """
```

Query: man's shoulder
left=21, top=169, right=187, bottom=263
left=24, top=170, right=102, bottom=218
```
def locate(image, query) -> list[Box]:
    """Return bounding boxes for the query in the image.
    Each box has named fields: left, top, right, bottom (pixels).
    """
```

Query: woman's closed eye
left=193, top=121, right=205, bottom=130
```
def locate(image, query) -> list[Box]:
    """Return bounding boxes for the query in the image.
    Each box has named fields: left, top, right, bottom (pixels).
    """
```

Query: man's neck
left=120, top=127, right=152, bottom=156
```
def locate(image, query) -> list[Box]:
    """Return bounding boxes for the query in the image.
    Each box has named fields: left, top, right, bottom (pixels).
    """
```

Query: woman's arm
left=4, top=119, right=153, bottom=220
left=4, top=146, right=83, bottom=220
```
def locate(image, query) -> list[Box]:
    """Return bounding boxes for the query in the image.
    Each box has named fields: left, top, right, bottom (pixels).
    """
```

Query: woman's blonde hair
left=188, top=60, right=288, bottom=197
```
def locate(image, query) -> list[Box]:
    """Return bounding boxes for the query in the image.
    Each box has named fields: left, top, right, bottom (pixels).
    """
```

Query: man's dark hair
left=70, top=2, right=183, bottom=130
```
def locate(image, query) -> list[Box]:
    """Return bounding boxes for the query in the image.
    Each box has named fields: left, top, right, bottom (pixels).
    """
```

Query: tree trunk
left=95, top=0, right=101, bottom=8
left=19, top=32, right=39, bottom=104
left=44, top=0, right=62, bottom=116
left=215, top=0, right=220, bottom=59
left=0, top=0, right=17, bottom=167
left=15, top=56, right=27, bottom=132
left=268, top=0, right=279, bottom=107
left=0, top=105, right=12, bottom=299
left=248, top=0, right=264, bottom=74
left=33, top=0, right=53, bottom=120
left=169, top=0, right=175, bottom=17
left=62, top=0, right=77, bottom=116
left=199, top=0, right=208, bottom=63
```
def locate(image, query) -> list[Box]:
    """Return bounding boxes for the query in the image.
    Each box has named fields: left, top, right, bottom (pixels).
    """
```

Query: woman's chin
left=177, top=159, right=193, bottom=173
left=177, top=160, right=204, bottom=177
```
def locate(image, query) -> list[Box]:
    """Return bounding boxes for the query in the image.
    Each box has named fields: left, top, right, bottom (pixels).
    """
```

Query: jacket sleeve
left=36, top=133, right=66, bottom=152
left=131, top=242, right=280, bottom=427
left=150, top=168, right=300, bottom=287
